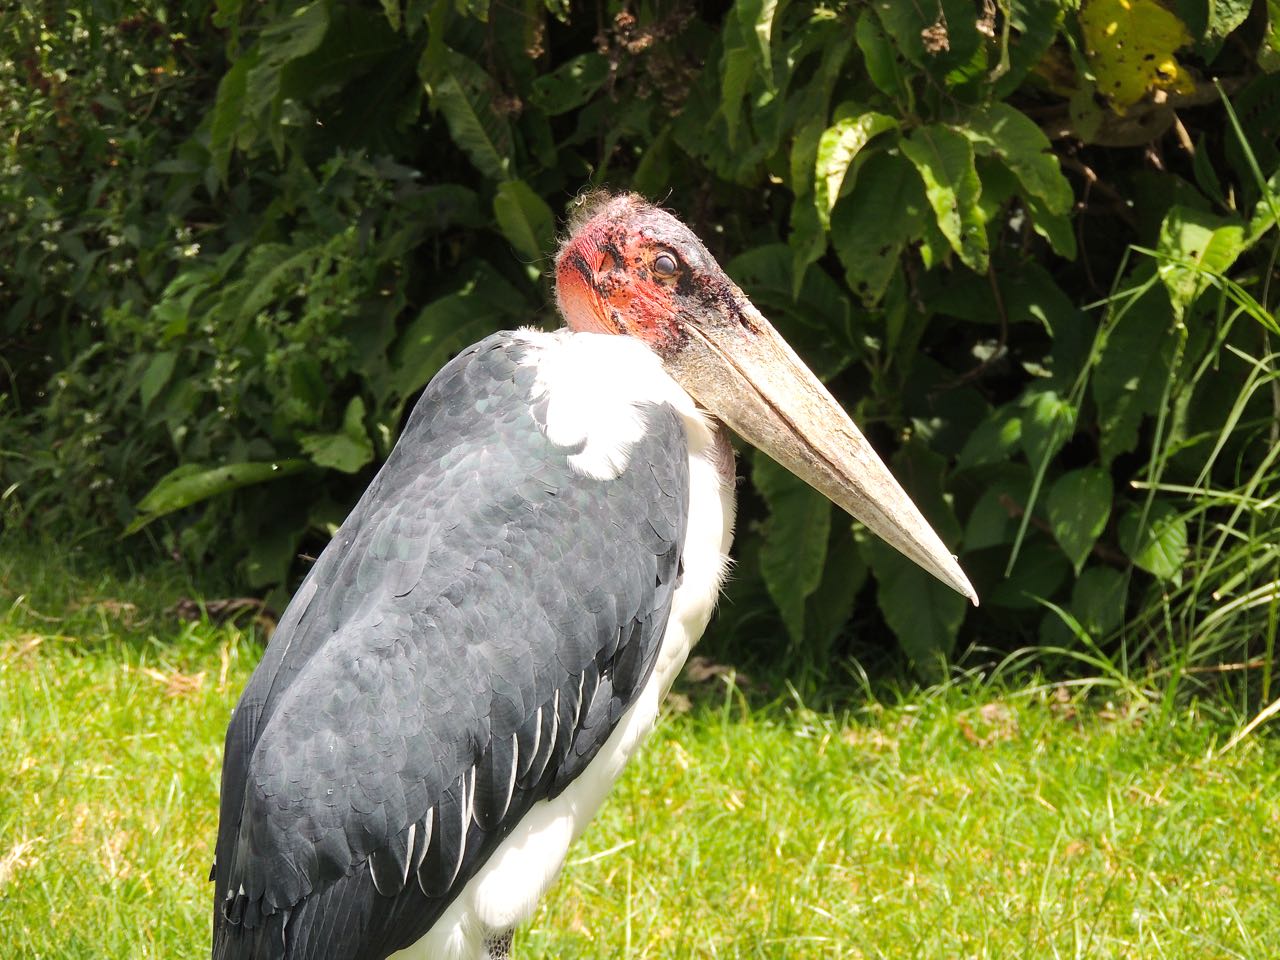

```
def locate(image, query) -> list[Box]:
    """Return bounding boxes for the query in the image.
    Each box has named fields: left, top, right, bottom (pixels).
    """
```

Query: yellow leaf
left=1080, top=0, right=1194, bottom=112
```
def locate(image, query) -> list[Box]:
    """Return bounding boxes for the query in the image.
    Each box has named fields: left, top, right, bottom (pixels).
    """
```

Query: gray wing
left=212, top=332, right=689, bottom=960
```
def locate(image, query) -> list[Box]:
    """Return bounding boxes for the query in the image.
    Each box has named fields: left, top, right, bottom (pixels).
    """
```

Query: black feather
left=473, top=733, right=517, bottom=832
left=211, top=332, right=690, bottom=960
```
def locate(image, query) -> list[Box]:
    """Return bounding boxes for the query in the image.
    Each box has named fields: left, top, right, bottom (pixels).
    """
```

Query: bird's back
left=212, top=331, right=690, bottom=959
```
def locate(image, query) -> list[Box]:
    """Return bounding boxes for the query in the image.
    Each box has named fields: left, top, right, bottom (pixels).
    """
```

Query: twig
left=1184, top=659, right=1268, bottom=675
left=1070, top=154, right=1101, bottom=296
left=1060, top=156, right=1137, bottom=224
left=1220, top=694, right=1280, bottom=755
left=998, top=493, right=1130, bottom=568
left=932, top=263, right=1009, bottom=393
left=1171, top=114, right=1195, bottom=156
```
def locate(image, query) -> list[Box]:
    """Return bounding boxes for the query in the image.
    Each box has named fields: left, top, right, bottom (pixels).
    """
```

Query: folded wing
left=212, top=333, right=689, bottom=960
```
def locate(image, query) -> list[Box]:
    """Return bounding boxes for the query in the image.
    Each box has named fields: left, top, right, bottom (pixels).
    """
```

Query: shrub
left=4, top=0, right=1279, bottom=679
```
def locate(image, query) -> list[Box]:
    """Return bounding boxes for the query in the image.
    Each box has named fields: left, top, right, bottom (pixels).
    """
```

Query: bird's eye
left=652, top=252, right=679, bottom=278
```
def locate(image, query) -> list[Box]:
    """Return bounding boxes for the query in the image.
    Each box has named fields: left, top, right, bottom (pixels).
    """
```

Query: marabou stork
left=211, top=193, right=977, bottom=960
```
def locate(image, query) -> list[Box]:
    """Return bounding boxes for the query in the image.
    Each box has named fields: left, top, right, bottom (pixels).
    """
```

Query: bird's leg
left=484, top=931, right=513, bottom=960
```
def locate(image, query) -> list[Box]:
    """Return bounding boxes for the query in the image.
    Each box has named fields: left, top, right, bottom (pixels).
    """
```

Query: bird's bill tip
left=667, top=299, right=978, bottom=607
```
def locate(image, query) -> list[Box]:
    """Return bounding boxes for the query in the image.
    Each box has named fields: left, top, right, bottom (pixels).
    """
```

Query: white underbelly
left=391, top=429, right=735, bottom=960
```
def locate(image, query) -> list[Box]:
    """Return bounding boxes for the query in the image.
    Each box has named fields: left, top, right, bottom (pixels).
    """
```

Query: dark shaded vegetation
left=3, top=0, right=1278, bottom=687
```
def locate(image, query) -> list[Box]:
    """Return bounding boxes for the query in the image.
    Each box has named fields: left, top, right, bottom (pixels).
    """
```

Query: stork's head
left=555, top=193, right=977, bottom=604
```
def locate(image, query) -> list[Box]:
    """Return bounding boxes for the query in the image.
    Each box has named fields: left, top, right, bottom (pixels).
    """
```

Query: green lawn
left=2, top=544, right=1278, bottom=959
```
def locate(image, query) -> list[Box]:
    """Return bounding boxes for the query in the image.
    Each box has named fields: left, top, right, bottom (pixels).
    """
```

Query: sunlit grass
left=2, top=541, right=1279, bottom=959
left=536, top=689, right=1280, bottom=959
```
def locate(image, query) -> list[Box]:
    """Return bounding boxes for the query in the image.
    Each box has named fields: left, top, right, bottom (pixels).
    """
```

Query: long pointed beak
left=667, top=298, right=978, bottom=605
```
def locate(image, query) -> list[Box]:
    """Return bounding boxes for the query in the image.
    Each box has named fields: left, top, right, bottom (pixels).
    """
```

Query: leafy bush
left=4, top=0, right=1279, bottom=680
left=1, top=0, right=226, bottom=527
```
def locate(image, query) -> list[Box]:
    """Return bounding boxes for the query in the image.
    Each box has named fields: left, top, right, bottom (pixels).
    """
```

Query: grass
left=2, top=540, right=1280, bottom=959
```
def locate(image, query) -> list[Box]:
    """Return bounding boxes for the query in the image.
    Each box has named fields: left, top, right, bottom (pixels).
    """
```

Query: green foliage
left=1080, top=0, right=1194, bottom=110
left=1119, top=499, right=1190, bottom=580
left=1046, top=467, right=1111, bottom=574
left=4, top=0, right=1280, bottom=678
left=7, top=541, right=1280, bottom=958
left=752, top=453, right=832, bottom=647
left=127, top=459, right=309, bottom=534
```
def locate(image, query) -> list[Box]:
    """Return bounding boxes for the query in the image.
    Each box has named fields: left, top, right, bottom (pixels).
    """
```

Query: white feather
left=518, top=329, right=707, bottom=481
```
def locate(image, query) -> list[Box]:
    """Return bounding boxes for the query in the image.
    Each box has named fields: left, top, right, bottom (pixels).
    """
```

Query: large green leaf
left=529, top=53, right=609, bottom=115
left=1119, top=500, right=1188, bottom=580
left=830, top=151, right=928, bottom=305
left=1040, top=564, right=1128, bottom=645
left=209, top=52, right=255, bottom=182
left=736, top=0, right=784, bottom=87
left=901, top=125, right=989, bottom=272
left=804, top=524, right=866, bottom=654
left=868, top=442, right=966, bottom=676
left=856, top=9, right=912, bottom=104
left=868, top=0, right=927, bottom=66
left=870, top=0, right=983, bottom=77
left=963, top=469, right=1032, bottom=551
left=788, top=118, right=827, bottom=291
left=128, top=460, right=309, bottom=534
left=1024, top=192, right=1077, bottom=258
left=243, top=1, right=330, bottom=154
left=961, top=102, right=1074, bottom=255
left=493, top=180, right=555, bottom=263
left=719, top=10, right=756, bottom=146
left=994, top=0, right=1064, bottom=98
left=1156, top=205, right=1246, bottom=316
left=1072, top=565, right=1127, bottom=637
left=1047, top=468, right=1112, bottom=573
left=1092, top=285, right=1178, bottom=464
left=1203, top=0, right=1253, bottom=53
left=782, top=15, right=857, bottom=134
left=1019, top=389, right=1076, bottom=467
left=1080, top=0, right=1193, bottom=111
left=962, top=103, right=1072, bottom=216
left=1265, top=0, right=1280, bottom=71
left=213, top=0, right=244, bottom=28
left=813, top=109, right=898, bottom=226
left=753, top=452, right=832, bottom=646
left=387, top=261, right=527, bottom=403
left=957, top=404, right=1023, bottom=469
left=987, top=538, right=1071, bottom=610
left=299, top=396, right=374, bottom=474
left=870, top=540, right=967, bottom=678
left=726, top=244, right=856, bottom=381
left=255, top=3, right=332, bottom=77
left=428, top=50, right=513, bottom=181
left=138, top=352, right=177, bottom=413
left=281, top=7, right=403, bottom=98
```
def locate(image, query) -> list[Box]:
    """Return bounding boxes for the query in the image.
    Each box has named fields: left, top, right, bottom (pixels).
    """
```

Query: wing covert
left=212, top=332, right=689, bottom=960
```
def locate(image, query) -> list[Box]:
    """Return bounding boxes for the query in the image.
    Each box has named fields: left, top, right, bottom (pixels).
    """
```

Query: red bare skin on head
left=555, top=193, right=686, bottom=351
